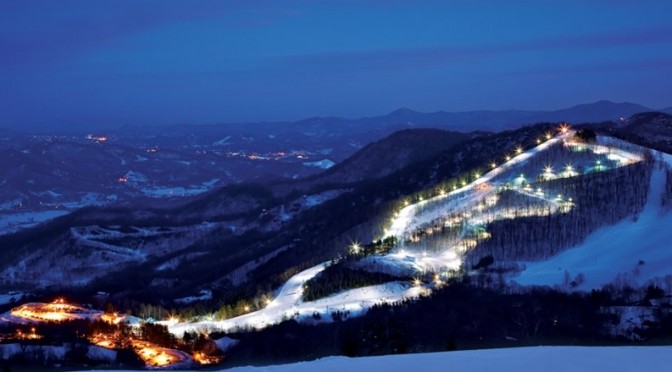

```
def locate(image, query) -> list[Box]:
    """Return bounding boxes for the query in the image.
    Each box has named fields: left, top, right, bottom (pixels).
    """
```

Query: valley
left=3, top=120, right=672, bottom=369
left=1, top=113, right=672, bottom=370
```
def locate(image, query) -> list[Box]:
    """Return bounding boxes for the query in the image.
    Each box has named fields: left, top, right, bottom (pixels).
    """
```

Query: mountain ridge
left=5, top=100, right=666, bottom=134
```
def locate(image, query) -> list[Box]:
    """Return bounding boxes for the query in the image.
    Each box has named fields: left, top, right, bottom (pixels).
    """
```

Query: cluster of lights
left=10, top=298, right=82, bottom=322
left=132, top=340, right=180, bottom=367
left=193, top=351, right=222, bottom=365
left=15, top=327, right=42, bottom=340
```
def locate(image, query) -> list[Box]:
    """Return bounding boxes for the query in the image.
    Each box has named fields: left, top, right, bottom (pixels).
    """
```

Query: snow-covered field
left=81, top=346, right=672, bottom=372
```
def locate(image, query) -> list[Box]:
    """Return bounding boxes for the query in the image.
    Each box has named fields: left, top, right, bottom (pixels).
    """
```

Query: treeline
left=222, top=278, right=672, bottom=367
left=662, top=166, right=672, bottom=212
left=303, top=264, right=404, bottom=302
left=466, top=158, right=653, bottom=263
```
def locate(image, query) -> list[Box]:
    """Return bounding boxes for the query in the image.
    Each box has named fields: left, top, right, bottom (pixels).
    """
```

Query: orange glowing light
left=132, top=340, right=186, bottom=367
left=9, top=300, right=102, bottom=323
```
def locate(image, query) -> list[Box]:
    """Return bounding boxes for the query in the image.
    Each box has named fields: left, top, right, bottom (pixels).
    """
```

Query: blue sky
left=1, top=0, right=671, bottom=129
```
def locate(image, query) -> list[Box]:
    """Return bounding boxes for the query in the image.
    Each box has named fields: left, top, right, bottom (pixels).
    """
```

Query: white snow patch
left=0, top=292, right=23, bottom=306
left=175, top=290, right=213, bottom=304
left=141, top=178, right=220, bottom=198
left=0, top=210, right=70, bottom=236
left=86, top=345, right=118, bottom=362
left=123, top=170, right=148, bottom=183
left=303, top=159, right=335, bottom=169
left=213, top=136, right=232, bottom=146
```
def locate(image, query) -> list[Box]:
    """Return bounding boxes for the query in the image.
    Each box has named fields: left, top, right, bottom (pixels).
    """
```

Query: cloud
left=512, top=25, right=672, bottom=51
left=0, top=1, right=300, bottom=69
left=510, top=58, right=672, bottom=76
left=278, top=25, right=672, bottom=75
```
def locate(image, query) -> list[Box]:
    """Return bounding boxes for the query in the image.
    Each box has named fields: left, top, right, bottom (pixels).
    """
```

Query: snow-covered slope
left=515, top=153, right=672, bottom=289
left=166, top=264, right=425, bottom=335
left=82, top=346, right=672, bottom=372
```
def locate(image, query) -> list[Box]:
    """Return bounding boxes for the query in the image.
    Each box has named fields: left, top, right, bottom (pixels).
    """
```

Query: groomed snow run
left=166, top=262, right=424, bottom=335
left=514, top=152, right=672, bottom=289
left=386, top=134, right=566, bottom=238
left=81, top=346, right=672, bottom=372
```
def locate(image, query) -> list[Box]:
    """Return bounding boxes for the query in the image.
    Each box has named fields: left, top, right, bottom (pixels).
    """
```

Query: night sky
left=1, top=0, right=671, bottom=129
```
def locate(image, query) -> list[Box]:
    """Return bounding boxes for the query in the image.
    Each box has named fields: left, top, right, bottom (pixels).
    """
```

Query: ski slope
left=386, top=135, right=565, bottom=238
left=166, top=132, right=653, bottom=335
left=515, top=152, right=672, bottom=288
left=166, top=264, right=425, bottom=335
left=165, top=137, right=569, bottom=335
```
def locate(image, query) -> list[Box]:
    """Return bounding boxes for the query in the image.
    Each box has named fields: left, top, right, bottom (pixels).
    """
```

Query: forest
left=218, top=277, right=672, bottom=367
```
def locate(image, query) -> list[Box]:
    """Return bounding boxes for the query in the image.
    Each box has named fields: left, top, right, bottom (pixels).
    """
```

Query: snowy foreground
left=83, top=346, right=672, bottom=372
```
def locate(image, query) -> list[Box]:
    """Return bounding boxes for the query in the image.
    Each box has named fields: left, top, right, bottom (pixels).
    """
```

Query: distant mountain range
left=2, top=100, right=668, bottom=135
left=357, top=100, right=660, bottom=132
